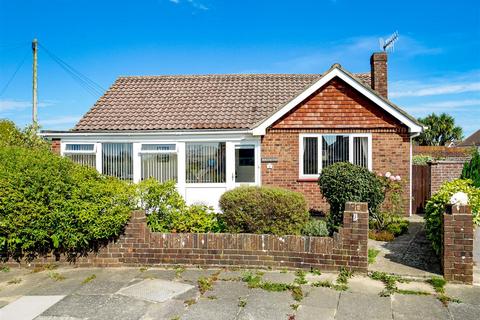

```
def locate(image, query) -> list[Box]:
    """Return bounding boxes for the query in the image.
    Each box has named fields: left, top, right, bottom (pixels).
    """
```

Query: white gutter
left=40, top=129, right=254, bottom=138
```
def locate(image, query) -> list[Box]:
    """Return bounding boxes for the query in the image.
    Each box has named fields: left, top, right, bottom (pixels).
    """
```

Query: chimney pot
left=370, top=52, right=388, bottom=98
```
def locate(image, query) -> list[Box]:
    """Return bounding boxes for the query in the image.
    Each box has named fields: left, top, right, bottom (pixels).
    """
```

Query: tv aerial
left=379, top=31, right=399, bottom=52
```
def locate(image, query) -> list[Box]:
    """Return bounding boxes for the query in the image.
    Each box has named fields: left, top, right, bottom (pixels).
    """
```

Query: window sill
left=297, top=178, right=319, bottom=182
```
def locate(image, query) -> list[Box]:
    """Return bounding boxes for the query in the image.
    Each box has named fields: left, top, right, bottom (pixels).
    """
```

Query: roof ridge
left=116, top=73, right=325, bottom=79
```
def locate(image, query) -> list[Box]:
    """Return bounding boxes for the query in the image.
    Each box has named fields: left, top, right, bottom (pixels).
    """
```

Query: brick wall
left=261, top=78, right=411, bottom=215
left=5, top=202, right=369, bottom=272
left=51, top=138, right=61, bottom=155
left=442, top=205, right=474, bottom=284
left=430, top=161, right=465, bottom=194
left=370, top=52, right=388, bottom=98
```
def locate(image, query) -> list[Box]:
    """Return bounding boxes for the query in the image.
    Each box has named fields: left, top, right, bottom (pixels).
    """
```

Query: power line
left=38, top=42, right=106, bottom=97
left=0, top=51, right=29, bottom=97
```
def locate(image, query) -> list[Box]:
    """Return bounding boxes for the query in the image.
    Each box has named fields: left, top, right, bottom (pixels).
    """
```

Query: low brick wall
left=430, top=160, right=465, bottom=194
left=442, top=205, right=474, bottom=284
left=6, top=202, right=369, bottom=272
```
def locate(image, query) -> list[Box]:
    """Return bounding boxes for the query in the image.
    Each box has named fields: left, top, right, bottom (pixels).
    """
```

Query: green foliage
left=301, top=218, right=329, bottom=237
left=369, top=211, right=409, bottom=236
left=424, top=179, right=480, bottom=255
left=0, top=146, right=135, bottom=261
left=427, top=276, right=446, bottom=294
left=219, top=186, right=309, bottom=235
left=197, top=276, right=214, bottom=294
left=368, top=248, right=380, bottom=264
left=318, top=162, right=385, bottom=232
left=369, top=271, right=408, bottom=297
left=336, top=267, right=353, bottom=285
left=368, top=230, right=395, bottom=242
left=416, top=113, right=463, bottom=146
left=412, top=155, right=434, bottom=165
left=461, top=149, right=480, bottom=188
left=138, top=178, right=224, bottom=233
left=0, top=120, right=47, bottom=150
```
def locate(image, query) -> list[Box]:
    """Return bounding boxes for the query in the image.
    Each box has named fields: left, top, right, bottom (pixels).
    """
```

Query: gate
left=412, top=165, right=431, bottom=214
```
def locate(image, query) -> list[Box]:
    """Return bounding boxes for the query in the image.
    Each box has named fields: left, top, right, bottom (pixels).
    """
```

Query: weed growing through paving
left=294, top=270, right=307, bottom=285
left=311, top=280, right=347, bottom=291
left=335, top=267, right=353, bottom=290
left=368, top=248, right=380, bottom=264
left=32, top=264, right=57, bottom=273
left=369, top=271, right=409, bottom=297
left=238, top=297, right=247, bottom=308
left=174, top=266, right=185, bottom=278
left=139, top=266, right=148, bottom=272
left=81, top=274, right=96, bottom=284
left=396, top=289, right=430, bottom=295
left=241, top=271, right=303, bottom=301
left=184, top=298, right=197, bottom=306
left=1, top=266, right=9, bottom=272
left=310, top=268, right=321, bottom=276
left=206, top=295, right=217, bottom=300
left=290, top=303, right=300, bottom=311
left=7, top=278, right=21, bottom=285
left=280, top=268, right=288, bottom=274
left=198, top=277, right=214, bottom=294
left=170, top=316, right=180, bottom=320
left=48, top=271, right=66, bottom=281
left=426, top=276, right=461, bottom=306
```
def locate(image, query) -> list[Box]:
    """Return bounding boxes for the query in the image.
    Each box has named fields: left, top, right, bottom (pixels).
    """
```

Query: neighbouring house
left=41, top=52, right=423, bottom=215
left=458, top=129, right=480, bottom=151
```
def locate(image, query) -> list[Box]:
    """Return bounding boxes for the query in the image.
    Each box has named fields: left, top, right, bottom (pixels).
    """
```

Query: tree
left=415, top=113, right=463, bottom=146
left=0, top=119, right=47, bottom=149
left=461, top=149, right=480, bottom=188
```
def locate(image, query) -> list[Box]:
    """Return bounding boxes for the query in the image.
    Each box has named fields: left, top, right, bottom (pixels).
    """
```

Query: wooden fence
left=412, top=165, right=431, bottom=214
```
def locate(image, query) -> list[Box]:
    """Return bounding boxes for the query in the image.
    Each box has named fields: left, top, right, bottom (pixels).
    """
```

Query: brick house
left=42, top=52, right=423, bottom=215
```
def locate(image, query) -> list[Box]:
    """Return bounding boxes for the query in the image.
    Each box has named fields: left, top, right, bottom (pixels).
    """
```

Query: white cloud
left=403, top=99, right=480, bottom=114
left=0, top=99, right=53, bottom=112
left=167, top=0, right=208, bottom=10
left=391, top=82, right=480, bottom=98
left=40, top=115, right=81, bottom=126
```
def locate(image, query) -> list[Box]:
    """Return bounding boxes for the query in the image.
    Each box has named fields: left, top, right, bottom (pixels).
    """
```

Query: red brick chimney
left=370, top=52, right=388, bottom=99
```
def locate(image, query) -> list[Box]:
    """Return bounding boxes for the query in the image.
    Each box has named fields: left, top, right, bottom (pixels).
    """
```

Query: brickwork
left=51, top=138, right=61, bottom=155
left=261, top=78, right=411, bottom=215
left=430, top=161, right=465, bottom=194
left=370, top=52, right=388, bottom=98
left=442, top=205, right=474, bottom=284
left=5, top=202, right=369, bottom=272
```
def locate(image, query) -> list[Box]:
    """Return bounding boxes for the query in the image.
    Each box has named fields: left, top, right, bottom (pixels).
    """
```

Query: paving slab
left=396, top=280, right=436, bottom=294
left=180, top=269, right=220, bottom=284
left=347, top=275, right=385, bottom=295
left=301, top=287, right=339, bottom=309
left=0, top=272, right=52, bottom=298
left=237, top=288, right=294, bottom=320
left=305, top=272, right=337, bottom=284
left=117, top=279, right=194, bottom=303
left=217, top=270, right=243, bottom=281
left=336, top=291, right=391, bottom=320
left=35, top=317, right=84, bottom=320
left=73, top=269, right=140, bottom=295
left=392, top=294, right=450, bottom=320
left=40, top=294, right=151, bottom=320
left=140, top=299, right=186, bottom=320
left=136, top=268, right=177, bottom=281
left=208, top=281, right=251, bottom=301
left=448, top=302, right=480, bottom=320
left=445, top=283, right=480, bottom=305
left=262, top=271, right=296, bottom=284
left=295, top=305, right=336, bottom=320
left=0, top=295, right=65, bottom=320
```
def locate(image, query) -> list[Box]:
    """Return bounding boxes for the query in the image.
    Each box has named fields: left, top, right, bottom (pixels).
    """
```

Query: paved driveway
left=0, top=266, right=478, bottom=320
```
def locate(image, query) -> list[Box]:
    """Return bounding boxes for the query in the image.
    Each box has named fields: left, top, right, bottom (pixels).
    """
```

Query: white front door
left=233, top=142, right=260, bottom=187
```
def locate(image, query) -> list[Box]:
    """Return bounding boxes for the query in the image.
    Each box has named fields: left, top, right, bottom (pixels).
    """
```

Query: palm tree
left=415, top=113, right=463, bottom=146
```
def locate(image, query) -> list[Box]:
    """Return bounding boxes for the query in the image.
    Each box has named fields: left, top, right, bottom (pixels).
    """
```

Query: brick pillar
left=51, top=138, right=61, bottom=155
left=370, top=52, right=388, bottom=98
left=341, top=202, right=369, bottom=271
left=442, top=205, right=473, bottom=284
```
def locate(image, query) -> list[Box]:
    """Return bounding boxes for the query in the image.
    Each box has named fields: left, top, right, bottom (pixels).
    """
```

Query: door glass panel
left=235, top=145, right=255, bottom=183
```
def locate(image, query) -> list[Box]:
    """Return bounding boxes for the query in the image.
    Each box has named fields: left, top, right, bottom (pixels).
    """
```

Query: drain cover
left=117, top=279, right=194, bottom=302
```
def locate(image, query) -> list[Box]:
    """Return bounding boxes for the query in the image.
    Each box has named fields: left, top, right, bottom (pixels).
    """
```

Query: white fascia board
left=252, top=67, right=423, bottom=136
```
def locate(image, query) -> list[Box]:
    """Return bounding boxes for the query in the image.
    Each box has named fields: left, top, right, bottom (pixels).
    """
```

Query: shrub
left=424, top=179, right=480, bottom=255
left=137, top=178, right=224, bottom=233
left=302, top=219, right=329, bottom=237
left=461, top=149, right=480, bottom=188
left=0, top=120, right=47, bottom=150
left=219, top=186, right=309, bottom=235
left=369, top=211, right=409, bottom=237
left=412, top=155, right=434, bottom=165
left=0, top=146, right=136, bottom=261
left=318, top=162, right=385, bottom=232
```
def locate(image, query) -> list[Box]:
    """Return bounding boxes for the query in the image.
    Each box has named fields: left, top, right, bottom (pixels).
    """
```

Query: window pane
left=65, top=154, right=96, bottom=168
left=141, top=153, right=178, bottom=182
left=186, top=142, right=226, bottom=183
left=141, top=144, right=175, bottom=151
left=65, top=144, right=94, bottom=151
left=102, top=143, right=133, bottom=180
left=353, top=137, right=368, bottom=168
left=303, top=137, right=318, bottom=175
left=322, top=135, right=349, bottom=168
left=235, top=146, right=255, bottom=183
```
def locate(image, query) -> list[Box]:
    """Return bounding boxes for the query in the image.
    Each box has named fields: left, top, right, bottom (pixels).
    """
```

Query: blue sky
left=1, top=0, right=479, bottom=136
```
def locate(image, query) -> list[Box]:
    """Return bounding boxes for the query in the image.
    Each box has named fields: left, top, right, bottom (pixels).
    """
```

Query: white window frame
left=61, top=143, right=98, bottom=168
left=137, top=143, right=179, bottom=183
left=299, top=133, right=372, bottom=179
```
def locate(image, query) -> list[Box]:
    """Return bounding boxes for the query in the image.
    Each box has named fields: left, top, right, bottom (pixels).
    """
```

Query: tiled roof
left=458, top=129, right=480, bottom=147
left=74, top=72, right=372, bottom=131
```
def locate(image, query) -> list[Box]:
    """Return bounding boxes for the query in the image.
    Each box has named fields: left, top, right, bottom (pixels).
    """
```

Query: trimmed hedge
left=219, top=186, right=309, bottom=235
left=0, top=146, right=136, bottom=261
left=318, top=162, right=385, bottom=231
left=424, top=179, right=480, bottom=255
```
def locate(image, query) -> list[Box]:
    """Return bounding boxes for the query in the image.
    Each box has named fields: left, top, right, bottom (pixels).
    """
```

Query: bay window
left=63, top=143, right=96, bottom=168
left=186, top=142, right=226, bottom=183
left=140, top=144, right=178, bottom=182
left=300, top=134, right=371, bottom=178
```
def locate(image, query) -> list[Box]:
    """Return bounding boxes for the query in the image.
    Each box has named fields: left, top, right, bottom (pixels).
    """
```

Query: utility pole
left=32, top=38, right=38, bottom=125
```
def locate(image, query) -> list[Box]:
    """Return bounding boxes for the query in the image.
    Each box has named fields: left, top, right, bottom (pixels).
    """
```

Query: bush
left=219, top=186, right=309, bottom=235
left=318, top=162, right=385, bottom=232
left=424, top=179, right=480, bottom=255
left=461, top=149, right=480, bottom=188
left=369, top=211, right=409, bottom=237
left=137, top=178, right=224, bottom=233
left=0, top=120, right=47, bottom=150
left=0, top=146, right=136, bottom=261
left=412, top=155, right=434, bottom=165
left=302, top=219, right=329, bottom=237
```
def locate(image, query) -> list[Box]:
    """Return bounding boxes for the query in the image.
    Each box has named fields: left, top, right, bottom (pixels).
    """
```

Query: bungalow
left=42, top=52, right=423, bottom=215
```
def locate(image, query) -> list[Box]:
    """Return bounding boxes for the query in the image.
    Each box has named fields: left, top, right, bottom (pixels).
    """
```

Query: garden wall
left=430, top=160, right=465, bottom=194
left=6, top=202, right=369, bottom=272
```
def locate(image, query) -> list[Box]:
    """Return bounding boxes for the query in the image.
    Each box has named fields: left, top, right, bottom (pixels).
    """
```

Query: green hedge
left=424, top=179, right=480, bottom=255
left=0, top=146, right=136, bottom=261
left=318, top=162, right=385, bottom=231
left=219, top=186, right=309, bottom=235
left=461, top=149, right=480, bottom=188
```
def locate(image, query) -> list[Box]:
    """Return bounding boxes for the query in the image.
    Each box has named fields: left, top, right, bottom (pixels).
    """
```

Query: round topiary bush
left=318, top=162, right=385, bottom=231
left=424, top=179, right=480, bottom=255
left=219, top=186, right=309, bottom=235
